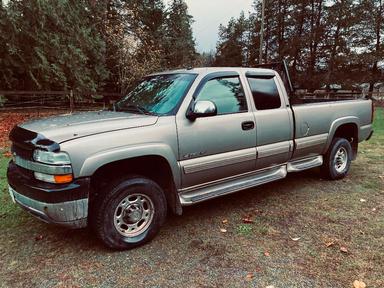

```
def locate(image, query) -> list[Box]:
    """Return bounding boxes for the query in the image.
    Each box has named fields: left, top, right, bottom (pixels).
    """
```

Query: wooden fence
left=0, top=90, right=122, bottom=110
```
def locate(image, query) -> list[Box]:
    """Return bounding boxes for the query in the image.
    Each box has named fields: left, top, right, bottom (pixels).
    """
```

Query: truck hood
left=19, top=111, right=159, bottom=143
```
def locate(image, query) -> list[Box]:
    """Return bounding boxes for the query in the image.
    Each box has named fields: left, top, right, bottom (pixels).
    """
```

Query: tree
left=164, top=0, right=196, bottom=68
left=214, top=0, right=383, bottom=90
left=354, top=0, right=384, bottom=92
left=0, top=0, right=108, bottom=93
left=214, top=12, right=251, bottom=66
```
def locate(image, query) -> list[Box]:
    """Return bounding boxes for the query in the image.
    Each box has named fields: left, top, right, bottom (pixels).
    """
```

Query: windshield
left=115, top=73, right=196, bottom=115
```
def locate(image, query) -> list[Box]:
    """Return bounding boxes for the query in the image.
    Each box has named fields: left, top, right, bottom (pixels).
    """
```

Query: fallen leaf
left=242, top=216, right=254, bottom=224
left=290, top=236, right=301, bottom=241
left=2, top=151, right=12, bottom=158
left=360, top=199, right=367, bottom=202
left=245, top=272, right=254, bottom=281
left=222, top=219, right=228, bottom=224
left=267, top=227, right=280, bottom=236
left=35, top=235, right=43, bottom=241
left=372, top=208, right=376, bottom=212
left=220, top=228, right=227, bottom=233
left=264, top=251, right=270, bottom=257
left=340, top=246, right=348, bottom=253
left=353, top=280, right=366, bottom=288
left=325, top=240, right=336, bottom=247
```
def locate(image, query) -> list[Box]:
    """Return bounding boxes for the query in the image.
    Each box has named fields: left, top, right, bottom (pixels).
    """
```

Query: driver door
left=176, top=73, right=257, bottom=189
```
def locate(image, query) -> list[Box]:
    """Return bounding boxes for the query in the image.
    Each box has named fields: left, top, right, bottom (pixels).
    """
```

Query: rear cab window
left=246, top=72, right=282, bottom=110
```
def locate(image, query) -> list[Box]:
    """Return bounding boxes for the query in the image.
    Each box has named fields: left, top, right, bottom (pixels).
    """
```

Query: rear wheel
left=322, top=137, right=352, bottom=180
left=93, top=175, right=167, bottom=250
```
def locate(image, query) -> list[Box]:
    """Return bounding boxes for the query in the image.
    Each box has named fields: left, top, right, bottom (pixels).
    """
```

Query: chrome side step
left=179, top=165, right=287, bottom=205
left=287, top=155, right=323, bottom=172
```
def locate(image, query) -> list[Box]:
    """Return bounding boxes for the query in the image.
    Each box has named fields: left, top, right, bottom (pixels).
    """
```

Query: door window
left=247, top=77, right=281, bottom=110
left=196, top=77, right=247, bottom=115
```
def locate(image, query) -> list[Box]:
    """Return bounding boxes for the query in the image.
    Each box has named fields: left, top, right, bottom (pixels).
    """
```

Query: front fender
left=78, top=143, right=181, bottom=188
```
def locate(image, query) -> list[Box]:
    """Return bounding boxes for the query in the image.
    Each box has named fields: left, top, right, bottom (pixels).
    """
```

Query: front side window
left=115, top=73, right=196, bottom=115
left=247, top=77, right=281, bottom=110
left=196, top=76, right=247, bottom=115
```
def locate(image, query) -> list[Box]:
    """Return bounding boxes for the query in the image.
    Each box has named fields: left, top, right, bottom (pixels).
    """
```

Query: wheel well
left=333, top=123, right=358, bottom=159
left=90, top=155, right=182, bottom=215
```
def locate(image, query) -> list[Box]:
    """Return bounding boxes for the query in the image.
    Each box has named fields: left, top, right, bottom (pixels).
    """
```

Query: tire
left=322, top=137, right=352, bottom=180
left=93, top=175, right=167, bottom=250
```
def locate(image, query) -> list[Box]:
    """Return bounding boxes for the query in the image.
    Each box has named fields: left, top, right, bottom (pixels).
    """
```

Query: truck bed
left=291, top=99, right=373, bottom=159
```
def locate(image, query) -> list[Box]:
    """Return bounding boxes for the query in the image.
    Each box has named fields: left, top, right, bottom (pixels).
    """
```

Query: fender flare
left=79, top=143, right=181, bottom=189
left=323, top=116, right=360, bottom=153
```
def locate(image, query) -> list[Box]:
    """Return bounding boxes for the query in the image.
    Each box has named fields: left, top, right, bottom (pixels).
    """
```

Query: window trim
left=187, top=72, right=249, bottom=117
left=245, top=71, right=275, bottom=78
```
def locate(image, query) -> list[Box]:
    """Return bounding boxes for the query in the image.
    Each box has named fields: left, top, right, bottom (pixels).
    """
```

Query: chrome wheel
left=113, top=194, right=154, bottom=237
left=334, top=147, right=348, bottom=173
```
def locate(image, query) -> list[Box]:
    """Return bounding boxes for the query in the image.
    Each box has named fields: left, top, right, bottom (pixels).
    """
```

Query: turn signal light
left=34, top=172, right=73, bottom=184
left=54, top=174, right=73, bottom=184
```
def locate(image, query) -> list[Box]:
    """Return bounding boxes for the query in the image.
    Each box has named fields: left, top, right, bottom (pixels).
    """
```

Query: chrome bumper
left=9, top=186, right=88, bottom=228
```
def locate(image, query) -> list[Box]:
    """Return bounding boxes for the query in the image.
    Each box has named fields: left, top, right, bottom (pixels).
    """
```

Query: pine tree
left=214, top=13, right=250, bottom=66
left=164, top=0, right=196, bottom=68
left=0, top=0, right=108, bottom=92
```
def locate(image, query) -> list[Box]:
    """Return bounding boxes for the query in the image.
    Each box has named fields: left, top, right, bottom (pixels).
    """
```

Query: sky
left=184, top=0, right=254, bottom=53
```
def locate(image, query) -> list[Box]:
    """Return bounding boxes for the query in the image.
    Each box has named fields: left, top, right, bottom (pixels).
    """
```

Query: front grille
left=16, top=164, right=33, bottom=178
left=11, top=143, right=34, bottom=178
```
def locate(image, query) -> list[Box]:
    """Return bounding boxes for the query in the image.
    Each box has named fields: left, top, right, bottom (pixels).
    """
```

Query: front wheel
left=93, top=176, right=167, bottom=250
left=322, top=137, right=352, bottom=180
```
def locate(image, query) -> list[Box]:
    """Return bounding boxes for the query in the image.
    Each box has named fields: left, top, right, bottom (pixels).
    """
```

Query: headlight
left=33, top=150, right=71, bottom=165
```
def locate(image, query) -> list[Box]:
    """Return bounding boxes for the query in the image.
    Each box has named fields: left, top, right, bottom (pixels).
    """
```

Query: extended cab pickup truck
left=7, top=67, right=374, bottom=249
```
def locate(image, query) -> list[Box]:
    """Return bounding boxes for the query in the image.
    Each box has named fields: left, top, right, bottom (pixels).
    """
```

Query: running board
left=179, top=166, right=287, bottom=205
left=287, top=155, right=323, bottom=172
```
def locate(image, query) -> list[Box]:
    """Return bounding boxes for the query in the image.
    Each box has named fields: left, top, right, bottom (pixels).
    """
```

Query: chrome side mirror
left=187, top=100, right=217, bottom=121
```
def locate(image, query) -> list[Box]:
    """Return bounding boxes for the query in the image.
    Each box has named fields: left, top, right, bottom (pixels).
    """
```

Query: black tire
left=322, top=137, right=352, bottom=180
left=93, top=175, right=167, bottom=250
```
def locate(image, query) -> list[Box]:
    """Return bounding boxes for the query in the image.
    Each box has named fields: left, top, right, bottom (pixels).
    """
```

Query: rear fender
left=323, top=116, right=360, bottom=153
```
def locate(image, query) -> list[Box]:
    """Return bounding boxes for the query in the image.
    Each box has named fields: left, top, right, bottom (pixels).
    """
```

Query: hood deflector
left=9, top=126, right=59, bottom=152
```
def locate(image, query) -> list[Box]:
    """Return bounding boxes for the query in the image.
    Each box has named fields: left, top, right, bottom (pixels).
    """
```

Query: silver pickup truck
left=7, top=67, right=374, bottom=249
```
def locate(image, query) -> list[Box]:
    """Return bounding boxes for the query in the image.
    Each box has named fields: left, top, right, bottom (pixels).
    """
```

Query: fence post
left=69, top=90, right=74, bottom=113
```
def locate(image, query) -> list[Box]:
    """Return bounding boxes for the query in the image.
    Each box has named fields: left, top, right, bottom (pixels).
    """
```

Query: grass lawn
left=0, top=108, right=383, bottom=288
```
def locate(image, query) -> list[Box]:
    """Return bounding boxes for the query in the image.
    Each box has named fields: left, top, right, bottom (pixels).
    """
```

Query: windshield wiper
left=117, top=104, right=156, bottom=116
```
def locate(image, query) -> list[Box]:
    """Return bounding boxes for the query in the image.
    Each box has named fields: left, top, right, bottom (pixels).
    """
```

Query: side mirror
left=187, top=100, right=217, bottom=121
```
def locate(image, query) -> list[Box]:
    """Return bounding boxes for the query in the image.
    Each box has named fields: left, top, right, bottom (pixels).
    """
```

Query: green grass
left=236, top=224, right=253, bottom=236
left=373, top=105, right=384, bottom=132
left=0, top=152, right=29, bottom=229
left=0, top=153, right=13, bottom=216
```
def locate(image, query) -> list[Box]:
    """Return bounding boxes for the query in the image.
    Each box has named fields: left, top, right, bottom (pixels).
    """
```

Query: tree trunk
left=369, top=0, right=382, bottom=97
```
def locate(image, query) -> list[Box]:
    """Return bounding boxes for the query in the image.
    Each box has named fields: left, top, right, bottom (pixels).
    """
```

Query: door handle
left=241, top=121, right=255, bottom=130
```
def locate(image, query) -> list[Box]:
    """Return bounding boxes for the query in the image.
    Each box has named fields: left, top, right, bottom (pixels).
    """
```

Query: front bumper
left=7, top=161, right=90, bottom=228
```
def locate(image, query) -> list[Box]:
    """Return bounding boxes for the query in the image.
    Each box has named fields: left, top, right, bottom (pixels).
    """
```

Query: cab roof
left=150, top=67, right=278, bottom=77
